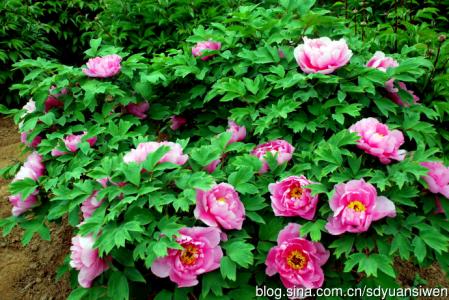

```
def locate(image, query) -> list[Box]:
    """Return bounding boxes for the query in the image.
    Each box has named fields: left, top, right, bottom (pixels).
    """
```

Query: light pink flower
left=123, top=141, right=188, bottom=166
left=51, top=149, right=68, bottom=157
left=204, top=159, right=221, bottom=173
left=70, top=234, right=109, bottom=288
left=293, top=37, right=352, bottom=74
left=9, top=191, right=38, bottom=216
left=192, top=41, right=221, bottom=61
left=64, top=132, right=97, bottom=152
left=325, top=179, right=396, bottom=235
left=151, top=227, right=223, bottom=287
left=22, top=99, right=36, bottom=114
left=170, top=116, right=187, bottom=130
left=251, top=139, right=295, bottom=173
left=420, top=162, right=449, bottom=198
left=265, top=223, right=329, bottom=293
left=21, top=132, right=42, bottom=148
left=268, top=176, right=318, bottom=220
left=366, top=51, right=398, bottom=72
left=349, top=117, right=406, bottom=164
left=81, top=192, right=103, bottom=220
left=194, top=183, right=245, bottom=230
left=226, top=120, right=246, bottom=144
left=125, top=102, right=149, bottom=119
left=82, top=54, right=122, bottom=78
left=385, top=80, right=420, bottom=106
left=14, top=152, right=45, bottom=182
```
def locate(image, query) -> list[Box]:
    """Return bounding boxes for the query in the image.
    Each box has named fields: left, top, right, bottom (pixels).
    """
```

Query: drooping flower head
left=151, top=227, right=223, bottom=287
left=269, top=175, right=318, bottom=220
left=123, top=141, right=188, bottom=166
left=195, top=183, right=245, bottom=230
left=251, top=139, right=295, bottom=173
left=420, top=162, right=449, bottom=199
left=83, top=54, right=122, bottom=78
left=265, top=223, right=329, bottom=293
left=192, top=41, right=221, bottom=61
left=294, top=37, right=352, bottom=74
left=70, top=234, right=109, bottom=288
left=349, top=117, right=406, bottom=164
left=325, top=179, right=396, bottom=235
left=14, top=152, right=45, bottom=182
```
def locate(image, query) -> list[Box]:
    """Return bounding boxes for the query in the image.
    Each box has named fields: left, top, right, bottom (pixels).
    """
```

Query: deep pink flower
left=349, top=117, right=406, bottom=164
left=70, top=234, right=109, bottom=288
left=9, top=191, right=38, bottom=216
left=265, top=223, right=329, bottom=292
left=420, top=162, right=449, bottom=198
left=194, top=183, right=245, bottom=230
left=151, top=227, right=223, bottom=287
left=64, top=132, right=97, bottom=152
left=44, top=96, right=64, bottom=112
left=204, top=159, right=221, bottom=173
left=170, top=116, right=187, bottom=130
left=51, top=149, right=68, bottom=157
left=82, top=54, right=122, bottom=78
left=226, top=120, right=246, bottom=144
left=192, top=41, right=221, bottom=61
left=251, top=140, right=295, bottom=173
left=125, top=101, right=149, bottom=119
left=325, top=179, right=396, bottom=235
left=294, top=37, right=352, bottom=74
left=385, top=80, right=420, bottom=106
left=366, top=51, right=399, bottom=72
left=21, top=132, right=42, bottom=148
left=123, top=141, right=188, bottom=166
left=435, top=196, right=445, bottom=214
left=268, top=176, right=318, bottom=220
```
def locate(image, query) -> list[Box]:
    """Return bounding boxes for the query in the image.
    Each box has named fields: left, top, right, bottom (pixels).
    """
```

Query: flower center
left=347, top=200, right=366, bottom=212
left=216, top=197, right=226, bottom=203
left=180, top=244, right=199, bottom=265
left=289, top=186, right=303, bottom=199
left=373, top=133, right=385, bottom=139
left=286, top=250, right=308, bottom=270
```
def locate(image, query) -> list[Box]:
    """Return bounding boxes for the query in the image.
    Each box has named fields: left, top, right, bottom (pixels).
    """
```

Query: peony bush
left=1, top=1, right=449, bottom=299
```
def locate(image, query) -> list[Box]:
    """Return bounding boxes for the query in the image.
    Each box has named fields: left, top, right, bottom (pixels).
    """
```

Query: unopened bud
left=438, top=35, right=446, bottom=43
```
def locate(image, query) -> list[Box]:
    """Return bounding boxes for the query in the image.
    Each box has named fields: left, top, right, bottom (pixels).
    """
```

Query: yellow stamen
left=290, top=186, right=303, bottom=199
left=347, top=200, right=366, bottom=212
left=217, top=197, right=226, bottom=203
left=286, top=250, right=308, bottom=270
left=180, top=244, right=199, bottom=265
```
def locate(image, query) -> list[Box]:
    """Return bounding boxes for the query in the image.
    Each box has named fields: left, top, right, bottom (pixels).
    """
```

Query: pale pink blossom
left=82, top=54, right=122, bottom=78
left=268, top=176, right=318, bottom=220
left=151, top=227, right=223, bottom=287
left=294, top=37, right=352, bottom=74
left=349, top=117, right=406, bottom=164
left=420, top=162, right=449, bottom=198
left=64, top=132, right=97, bottom=152
left=251, top=140, right=295, bottom=173
left=192, top=41, right=221, bottom=61
left=226, top=120, right=246, bottom=144
left=194, top=183, right=245, bottom=230
left=366, top=51, right=399, bottom=72
left=123, top=141, right=188, bottom=166
left=265, top=223, right=329, bottom=294
left=9, top=191, right=39, bottom=216
left=13, top=152, right=45, bottom=182
left=385, top=80, right=420, bottom=106
left=325, top=179, right=396, bottom=235
left=70, top=234, right=109, bottom=288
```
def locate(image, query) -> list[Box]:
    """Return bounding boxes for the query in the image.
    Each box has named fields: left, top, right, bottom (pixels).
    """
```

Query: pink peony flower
left=44, top=96, right=64, bottom=112
left=170, top=116, right=187, bottom=130
left=151, top=227, right=223, bottom=287
left=435, top=196, right=445, bottom=214
left=366, top=51, right=399, bottom=72
left=192, top=41, right=222, bottom=61
left=226, top=120, right=246, bottom=144
left=21, top=132, right=42, bottom=148
left=64, top=132, right=97, bottom=152
left=251, top=139, right=295, bottom=173
left=293, top=37, right=352, bottom=74
left=81, top=192, right=103, bottom=220
left=204, top=159, right=221, bottom=173
left=125, top=102, right=149, bottom=119
left=123, top=141, right=188, bottom=166
left=51, top=149, right=68, bottom=157
left=265, top=223, right=329, bottom=292
left=349, top=117, right=406, bottom=164
left=14, top=152, right=45, bottom=182
left=325, top=179, right=396, bottom=235
left=70, top=234, right=109, bottom=288
left=194, top=183, right=245, bottom=230
left=420, top=162, right=449, bottom=198
left=82, top=54, right=122, bottom=78
left=9, top=192, right=38, bottom=216
left=268, top=176, right=318, bottom=220
left=385, top=80, right=420, bottom=106
left=22, top=99, right=36, bottom=114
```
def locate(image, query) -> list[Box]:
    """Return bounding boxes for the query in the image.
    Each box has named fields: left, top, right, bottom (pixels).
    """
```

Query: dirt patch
left=0, top=117, right=72, bottom=300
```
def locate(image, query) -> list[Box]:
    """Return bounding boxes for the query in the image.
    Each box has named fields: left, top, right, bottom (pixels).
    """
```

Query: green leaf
left=108, top=272, right=129, bottom=300
left=412, top=236, right=427, bottom=263
left=224, top=240, right=254, bottom=268
left=9, top=178, right=38, bottom=200
left=300, top=220, right=326, bottom=241
left=142, top=146, right=170, bottom=171
left=220, top=256, right=237, bottom=281
left=122, top=163, right=142, bottom=186
left=329, top=235, right=355, bottom=258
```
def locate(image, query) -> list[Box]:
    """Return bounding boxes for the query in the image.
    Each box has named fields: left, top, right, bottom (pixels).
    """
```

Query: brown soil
left=0, top=117, right=72, bottom=300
